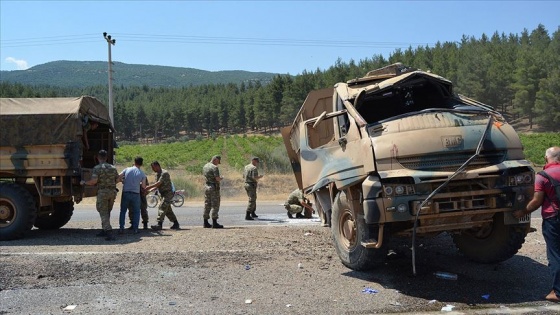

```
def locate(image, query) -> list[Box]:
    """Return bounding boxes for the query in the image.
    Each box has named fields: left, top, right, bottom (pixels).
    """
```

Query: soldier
left=117, top=156, right=147, bottom=234
left=243, top=156, right=263, bottom=220
left=80, top=150, right=118, bottom=241
left=146, top=161, right=180, bottom=231
left=284, top=188, right=314, bottom=219
left=202, top=155, right=224, bottom=228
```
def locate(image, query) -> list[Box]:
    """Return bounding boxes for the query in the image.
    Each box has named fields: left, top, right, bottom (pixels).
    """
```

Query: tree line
left=1, top=25, right=558, bottom=140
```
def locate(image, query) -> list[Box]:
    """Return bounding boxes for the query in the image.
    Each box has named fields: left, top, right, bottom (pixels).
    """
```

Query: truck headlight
left=384, top=186, right=393, bottom=196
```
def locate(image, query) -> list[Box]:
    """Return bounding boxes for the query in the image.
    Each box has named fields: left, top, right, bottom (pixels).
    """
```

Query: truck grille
left=398, top=151, right=506, bottom=171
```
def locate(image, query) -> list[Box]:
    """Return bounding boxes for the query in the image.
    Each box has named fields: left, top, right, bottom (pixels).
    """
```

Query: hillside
left=0, top=60, right=278, bottom=88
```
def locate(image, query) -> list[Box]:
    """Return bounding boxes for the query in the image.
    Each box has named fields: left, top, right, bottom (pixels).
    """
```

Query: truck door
left=297, top=90, right=374, bottom=192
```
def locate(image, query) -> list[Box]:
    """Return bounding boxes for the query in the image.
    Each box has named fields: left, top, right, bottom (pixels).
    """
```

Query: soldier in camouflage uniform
left=146, top=161, right=180, bottom=231
left=202, top=155, right=224, bottom=228
left=243, top=157, right=263, bottom=220
left=284, top=188, right=313, bottom=219
left=80, top=150, right=118, bottom=240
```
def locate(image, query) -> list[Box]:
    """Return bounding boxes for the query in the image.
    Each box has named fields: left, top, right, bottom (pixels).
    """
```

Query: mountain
left=0, top=60, right=278, bottom=88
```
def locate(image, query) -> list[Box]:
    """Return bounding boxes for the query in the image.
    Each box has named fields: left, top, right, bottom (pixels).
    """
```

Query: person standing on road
left=117, top=156, right=147, bottom=234
left=146, top=161, right=180, bottom=231
left=243, top=156, right=264, bottom=220
left=127, top=176, right=150, bottom=230
left=514, top=146, right=560, bottom=303
left=80, top=149, right=118, bottom=241
left=203, top=155, right=224, bottom=228
left=284, top=188, right=314, bottom=219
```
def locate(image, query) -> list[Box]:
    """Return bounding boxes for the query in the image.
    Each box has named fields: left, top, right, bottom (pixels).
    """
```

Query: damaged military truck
left=282, top=63, right=534, bottom=271
left=0, top=96, right=115, bottom=241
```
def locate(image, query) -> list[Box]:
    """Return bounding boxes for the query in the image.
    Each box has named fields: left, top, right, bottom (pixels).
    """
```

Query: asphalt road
left=4, top=202, right=558, bottom=314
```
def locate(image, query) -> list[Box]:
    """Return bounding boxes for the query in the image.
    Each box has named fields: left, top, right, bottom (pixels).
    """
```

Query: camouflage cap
left=252, top=156, right=260, bottom=162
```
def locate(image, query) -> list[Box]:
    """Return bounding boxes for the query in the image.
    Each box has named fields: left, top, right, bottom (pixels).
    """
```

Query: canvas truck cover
left=0, top=96, right=112, bottom=147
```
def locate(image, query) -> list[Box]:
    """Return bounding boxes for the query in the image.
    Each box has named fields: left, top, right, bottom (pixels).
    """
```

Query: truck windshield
left=354, top=74, right=490, bottom=124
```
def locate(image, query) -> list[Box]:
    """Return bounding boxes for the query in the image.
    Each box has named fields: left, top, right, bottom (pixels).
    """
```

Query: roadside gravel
left=2, top=218, right=560, bottom=314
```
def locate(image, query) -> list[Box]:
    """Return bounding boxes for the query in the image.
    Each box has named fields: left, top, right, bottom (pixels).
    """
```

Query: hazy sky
left=1, top=1, right=558, bottom=74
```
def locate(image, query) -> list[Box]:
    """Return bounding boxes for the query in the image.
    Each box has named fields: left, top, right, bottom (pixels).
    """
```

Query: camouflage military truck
left=281, top=63, right=534, bottom=271
left=0, top=96, right=115, bottom=241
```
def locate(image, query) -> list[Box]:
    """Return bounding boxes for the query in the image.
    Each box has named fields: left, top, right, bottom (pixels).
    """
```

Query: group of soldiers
left=81, top=151, right=182, bottom=240
left=84, top=150, right=319, bottom=241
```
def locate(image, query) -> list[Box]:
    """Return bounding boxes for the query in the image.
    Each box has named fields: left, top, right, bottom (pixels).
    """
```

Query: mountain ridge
left=0, top=60, right=278, bottom=88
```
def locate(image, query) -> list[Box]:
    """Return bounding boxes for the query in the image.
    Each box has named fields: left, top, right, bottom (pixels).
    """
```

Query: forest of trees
left=1, top=25, right=558, bottom=141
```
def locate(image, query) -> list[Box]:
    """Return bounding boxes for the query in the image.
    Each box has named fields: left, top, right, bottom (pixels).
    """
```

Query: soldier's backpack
left=538, top=170, right=560, bottom=211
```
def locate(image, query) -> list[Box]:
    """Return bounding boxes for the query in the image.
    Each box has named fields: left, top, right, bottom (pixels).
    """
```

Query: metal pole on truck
left=103, top=32, right=116, bottom=126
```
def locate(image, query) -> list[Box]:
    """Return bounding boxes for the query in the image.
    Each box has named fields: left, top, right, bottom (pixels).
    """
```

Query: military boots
left=203, top=219, right=212, bottom=228
left=245, top=212, right=254, bottom=220
left=212, top=218, right=223, bottom=229
left=151, top=222, right=163, bottom=231
left=170, top=221, right=180, bottom=230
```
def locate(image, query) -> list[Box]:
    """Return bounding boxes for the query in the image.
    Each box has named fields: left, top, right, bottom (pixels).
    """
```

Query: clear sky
left=1, top=1, right=558, bottom=75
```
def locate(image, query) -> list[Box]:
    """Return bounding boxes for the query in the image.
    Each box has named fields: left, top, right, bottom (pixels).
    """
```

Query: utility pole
left=103, top=32, right=116, bottom=126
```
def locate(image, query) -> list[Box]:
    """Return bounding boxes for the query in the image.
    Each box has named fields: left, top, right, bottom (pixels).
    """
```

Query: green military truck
left=282, top=63, right=534, bottom=271
left=0, top=96, right=115, bottom=241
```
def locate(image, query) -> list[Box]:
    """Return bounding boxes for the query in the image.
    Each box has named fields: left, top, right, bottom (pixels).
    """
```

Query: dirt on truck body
left=282, top=63, right=534, bottom=271
left=0, top=96, right=114, bottom=241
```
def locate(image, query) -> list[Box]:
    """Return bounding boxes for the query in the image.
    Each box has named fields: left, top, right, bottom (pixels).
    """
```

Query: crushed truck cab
left=0, top=96, right=115, bottom=241
left=282, top=63, right=534, bottom=271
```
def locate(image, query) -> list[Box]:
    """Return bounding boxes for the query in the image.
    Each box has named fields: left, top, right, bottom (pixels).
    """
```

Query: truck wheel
left=331, top=191, right=386, bottom=271
left=452, top=212, right=528, bottom=263
left=0, top=183, right=37, bottom=241
left=34, top=201, right=74, bottom=230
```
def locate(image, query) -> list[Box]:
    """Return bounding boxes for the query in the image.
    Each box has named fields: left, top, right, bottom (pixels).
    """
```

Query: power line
left=1, top=33, right=436, bottom=49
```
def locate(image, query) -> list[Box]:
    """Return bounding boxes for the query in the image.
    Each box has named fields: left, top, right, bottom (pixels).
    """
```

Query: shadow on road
left=341, top=233, right=549, bottom=306
left=1, top=228, right=173, bottom=246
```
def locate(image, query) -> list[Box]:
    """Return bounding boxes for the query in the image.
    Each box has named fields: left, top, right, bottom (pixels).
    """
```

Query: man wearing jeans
left=118, top=156, right=147, bottom=234
left=514, top=146, right=560, bottom=302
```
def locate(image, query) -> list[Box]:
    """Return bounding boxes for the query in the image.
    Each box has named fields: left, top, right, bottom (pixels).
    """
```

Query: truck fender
left=362, top=175, right=383, bottom=224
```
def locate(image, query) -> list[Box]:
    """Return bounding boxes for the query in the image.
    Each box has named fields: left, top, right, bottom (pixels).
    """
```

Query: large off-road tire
left=34, top=201, right=74, bottom=230
left=452, top=212, right=528, bottom=263
left=0, top=183, right=37, bottom=241
left=331, top=191, right=386, bottom=271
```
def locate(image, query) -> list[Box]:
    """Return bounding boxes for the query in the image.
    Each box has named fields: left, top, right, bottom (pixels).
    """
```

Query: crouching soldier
left=284, top=188, right=314, bottom=219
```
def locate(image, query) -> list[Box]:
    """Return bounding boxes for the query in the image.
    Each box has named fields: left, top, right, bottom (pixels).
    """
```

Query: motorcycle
left=147, top=189, right=185, bottom=208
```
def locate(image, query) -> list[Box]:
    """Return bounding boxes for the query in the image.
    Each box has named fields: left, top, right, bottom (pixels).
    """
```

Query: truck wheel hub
left=340, top=211, right=356, bottom=246
left=0, top=204, right=13, bottom=221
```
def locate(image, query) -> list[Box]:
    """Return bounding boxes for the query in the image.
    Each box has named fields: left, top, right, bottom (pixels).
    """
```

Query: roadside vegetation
left=2, top=25, right=558, bottom=139
left=519, top=133, right=560, bottom=167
